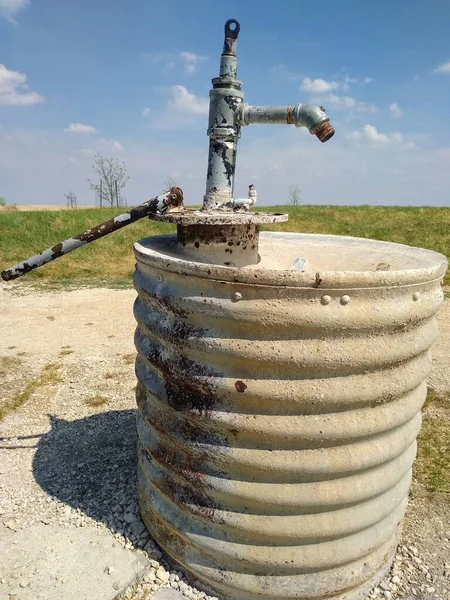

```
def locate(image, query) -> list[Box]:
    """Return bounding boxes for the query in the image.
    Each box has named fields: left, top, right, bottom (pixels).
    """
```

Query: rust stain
left=51, top=243, right=64, bottom=257
left=138, top=409, right=224, bottom=521
left=177, top=222, right=259, bottom=250
left=376, top=262, right=391, bottom=271
left=141, top=442, right=219, bottom=519
left=313, top=272, right=323, bottom=288
left=1, top=261, right=38, bottom=280
left=166, top=187, right=184, bottom=212
left=135, top=285, right=223, bottom=417
left=143, top=329, right=219, bottom=415
left=235, top=380, right=247, bottom=393
left=140, top=287, right=189, bottom=320
left=74, top=188, right=184, bottom=242
left=286, top=107, right=295, bottom=125
left=313, top=121, right=335, bottom=143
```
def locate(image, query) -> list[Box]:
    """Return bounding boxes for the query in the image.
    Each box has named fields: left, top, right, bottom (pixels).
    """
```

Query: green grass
left=415, top=389, right=450, bottom=493
left=1, top=205, right=449, bottom=285
left=0, top=363, right=63, bottom=420
left=0, top=355, right=23, bottom=373
left=0, top=207, right=174, bottom=285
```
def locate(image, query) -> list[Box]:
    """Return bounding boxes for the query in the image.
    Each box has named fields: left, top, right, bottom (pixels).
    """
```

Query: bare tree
left=162, top=176, right=177, bottom=192
left=64, top=191, right=77, bottom=209
left=89, top=154, right=130, bottom=207
left=288, top=184, right=302, bottom=206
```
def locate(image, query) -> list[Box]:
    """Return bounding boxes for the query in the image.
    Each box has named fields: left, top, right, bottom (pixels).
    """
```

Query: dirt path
left=0, top=282, right=449, bottom=600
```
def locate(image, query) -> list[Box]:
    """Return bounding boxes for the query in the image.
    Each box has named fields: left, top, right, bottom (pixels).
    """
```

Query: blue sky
left=1, top=0, right=450, bottom=206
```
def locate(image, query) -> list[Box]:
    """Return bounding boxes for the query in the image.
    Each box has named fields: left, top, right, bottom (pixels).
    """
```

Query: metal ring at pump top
left=224, top=19, right=240, bottom=38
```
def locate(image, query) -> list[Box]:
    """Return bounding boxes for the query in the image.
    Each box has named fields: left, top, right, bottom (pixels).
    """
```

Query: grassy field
left=1, top=205, right=449, bottom=285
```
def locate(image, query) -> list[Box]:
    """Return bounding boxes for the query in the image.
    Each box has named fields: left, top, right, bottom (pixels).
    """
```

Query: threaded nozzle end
left=314, top=121, right=335, bottom=143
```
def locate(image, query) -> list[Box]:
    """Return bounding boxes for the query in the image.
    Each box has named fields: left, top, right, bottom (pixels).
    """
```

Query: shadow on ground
left=32, top=410, right=141, bottom=533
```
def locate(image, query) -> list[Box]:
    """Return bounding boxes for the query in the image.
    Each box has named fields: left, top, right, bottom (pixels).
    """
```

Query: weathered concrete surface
left=0, top=524, right=148, bottom=600
left=134, top=232, right=447, bottom=600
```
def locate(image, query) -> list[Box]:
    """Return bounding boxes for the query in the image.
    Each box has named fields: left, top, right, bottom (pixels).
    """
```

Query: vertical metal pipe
left=203, top=20, right=243, bottom=210
left=203, top=20, right=335, bottom=212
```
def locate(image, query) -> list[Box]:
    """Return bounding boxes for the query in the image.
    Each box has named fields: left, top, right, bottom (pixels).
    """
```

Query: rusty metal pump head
left=203, top=19, right=335, bottom=211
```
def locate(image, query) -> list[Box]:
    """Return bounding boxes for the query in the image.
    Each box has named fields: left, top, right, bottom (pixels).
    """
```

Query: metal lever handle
left=223, top=19, right=240, bottom=55
left=1, top=187, right=183, bottom=282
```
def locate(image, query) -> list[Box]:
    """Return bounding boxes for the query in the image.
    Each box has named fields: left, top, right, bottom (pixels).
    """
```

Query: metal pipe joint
left=236, top=104, right=335, bottom=142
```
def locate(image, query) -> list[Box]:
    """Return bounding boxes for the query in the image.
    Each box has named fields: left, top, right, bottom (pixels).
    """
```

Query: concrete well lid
left=134, top=232, right=448, bottom=289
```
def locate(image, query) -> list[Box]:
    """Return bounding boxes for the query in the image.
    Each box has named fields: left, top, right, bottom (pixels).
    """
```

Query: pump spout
left=293, top=104, right=335, bottom=142
left=236, top=104, right=335, bottom=142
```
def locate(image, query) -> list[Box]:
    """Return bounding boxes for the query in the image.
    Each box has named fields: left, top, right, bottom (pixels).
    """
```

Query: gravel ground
left=0, top=282, right=449, bottom=600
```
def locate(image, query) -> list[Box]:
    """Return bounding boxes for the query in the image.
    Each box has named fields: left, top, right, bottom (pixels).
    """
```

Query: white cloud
left=0, top=0, right=29, bottom=22
left=433, top=61, right=450, bottom=73
left=361, top=124, right=390, bottom=144
left=81, top=139, right=123, bottom=154
left=97, top=139, right=123, bottom=152
left=299, top=73, right=372, bottom=94
left=349, top=125, right=415, bottom=148
left=145, top=52, right=175, bottom=73
left=280, top=68, right=372, bottom=92
left=389, top=103, right=403, bottom=118
left=391, top=132, right=405, bottom=144
left=167, top=85, right=209, bottom=115
left=323, top=94, right=377, bottom=113
left=146, top=50, right=206, bottom=74
left=300, top=77, right=339, bottom=93
left=341, top=74, right=373, bottom=90
left=141, top=107, right=151, bottom=117
left=0, top=63, right=44, bottom=105
left=180, top=51, right=207, bottom=74
left=64, top=123, right=97, bottom=134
